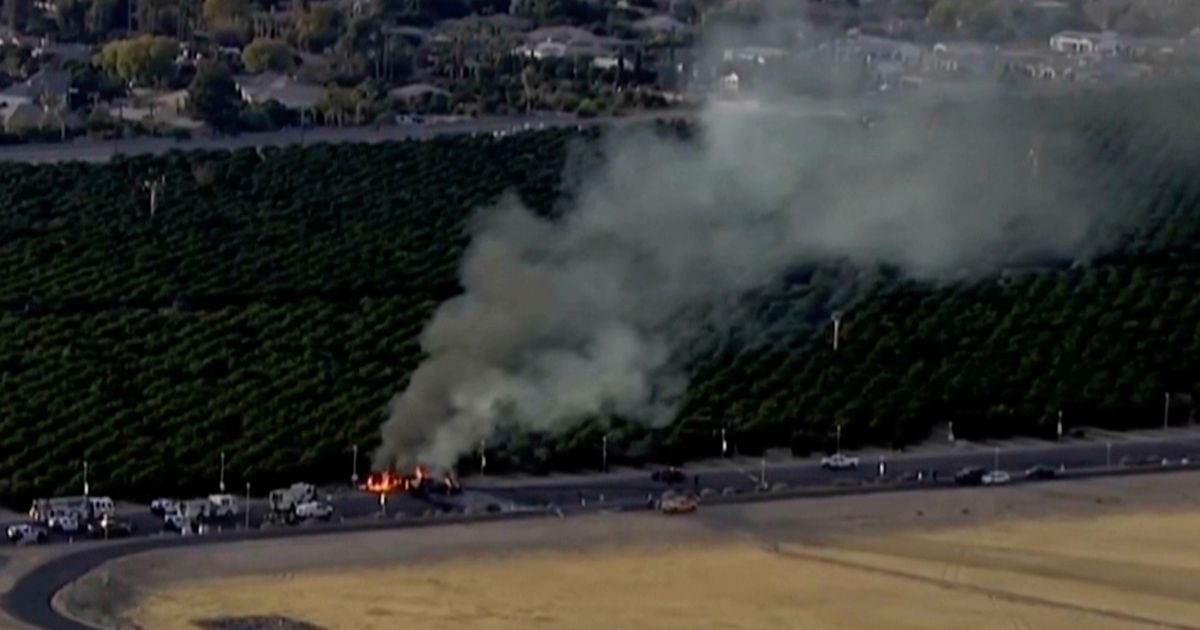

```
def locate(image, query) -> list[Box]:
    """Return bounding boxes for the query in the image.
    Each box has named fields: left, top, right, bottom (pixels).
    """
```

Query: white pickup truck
left=295, top=501, right=334, bottom=521
left=820, top=453, right=861, bottom=471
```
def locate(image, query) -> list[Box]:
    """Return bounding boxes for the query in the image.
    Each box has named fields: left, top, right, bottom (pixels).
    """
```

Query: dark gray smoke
left=374, top=62, right=1120, bottom=471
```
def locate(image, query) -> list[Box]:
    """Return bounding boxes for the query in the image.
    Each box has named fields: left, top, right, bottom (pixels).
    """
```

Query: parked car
left=820, top=454, right=860, bottom=471
left=1024, top=465, right=1057, bottom=480
left=295, top=501, right=334, bottom=521
left=6, top=524, right=47, bottom=544
left=150, top=498, right=178, bottom=516
left=47, top=510, right=82, bottom=532
left=650, top=467, right=687, bottom=483
left=982, top=470, right=1011, bottom=486
left=954, top=467, right=987, bottom=486
left=49, top=513, right=81, bottom=534
left=87, top=517, right=134, bottom=538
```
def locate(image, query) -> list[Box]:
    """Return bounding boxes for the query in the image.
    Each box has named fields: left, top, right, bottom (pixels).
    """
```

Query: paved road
left=0, top=110, right=693, bottom=164
left=8, top=455, right=1200, bottom=630
left=8, top=430, right=1199, bottom=546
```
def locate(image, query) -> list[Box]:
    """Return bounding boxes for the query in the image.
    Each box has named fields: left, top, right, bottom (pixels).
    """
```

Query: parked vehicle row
left=151, top=494, right=241, bottom=534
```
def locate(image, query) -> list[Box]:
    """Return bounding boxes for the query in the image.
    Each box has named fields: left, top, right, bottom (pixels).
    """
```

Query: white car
left=49, top=513, right=80, bottom=534
left=820, top=453, right=861, bottom=470
left=150, top=498, right=178, bottom=516
left=163, top=509, right=188, bottom=532
left=982, top=470, right=1011, bottom=486
left=294, top=501, right=334, bottom=521
left=6, top=524, right=47, bottom=544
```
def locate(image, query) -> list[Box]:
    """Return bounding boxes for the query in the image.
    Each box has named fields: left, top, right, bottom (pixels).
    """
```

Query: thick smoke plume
left=375, top=41, right=1123, bottom=471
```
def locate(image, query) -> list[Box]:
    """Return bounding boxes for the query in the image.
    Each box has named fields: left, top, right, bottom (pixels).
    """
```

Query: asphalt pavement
left=7, top=441, right=1200, bottom=630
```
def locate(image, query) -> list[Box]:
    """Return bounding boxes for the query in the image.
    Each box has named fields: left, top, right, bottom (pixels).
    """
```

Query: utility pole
left=1057, top=410, right=1063, bottom=440
left=1164, top=392, right=1171, bottom=430
left=831, top=312, right=842, bottom=351
left=244, top=482, right=251, bottom=529
left=601, top=434, right=608, bottom=472
left=351, top=444, right=359, bottom=486
left=479, top=439, right=486, bottom=476
left=82, top=459, right=89, bottom=497
left=144, top=175, right=165, bottom=218
left=219, top=451, right=226, bottom=493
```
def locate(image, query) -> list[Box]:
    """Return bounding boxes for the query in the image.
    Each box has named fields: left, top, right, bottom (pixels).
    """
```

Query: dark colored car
left=954, top=467, right=987, bottom=486
left=651, top=467, right=687, bottom=484
left=1024, top=465, right=1057, bottom=480
left=88, top=519, right=135, bottom=538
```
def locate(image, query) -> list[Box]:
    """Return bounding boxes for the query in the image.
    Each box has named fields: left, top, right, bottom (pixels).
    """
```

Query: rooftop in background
left=233, top=73, right=324, bottom=111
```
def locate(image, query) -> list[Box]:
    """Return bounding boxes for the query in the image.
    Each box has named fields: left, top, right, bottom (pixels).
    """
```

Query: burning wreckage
left=360, top=466, right=466, bottom=513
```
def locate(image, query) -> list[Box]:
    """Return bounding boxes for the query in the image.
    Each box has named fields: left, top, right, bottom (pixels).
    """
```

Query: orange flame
left=360, top=466, right=453, bottom=495
left=360, top=470, right=403, bottom=494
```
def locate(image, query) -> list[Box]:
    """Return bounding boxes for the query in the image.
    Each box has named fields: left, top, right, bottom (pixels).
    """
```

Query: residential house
left=514, top=30, right=631, bottom=69
left=0, top=70, right=71, bottom=110
left=819, top=34, right=923, bottom=69
left=633, top=15, right=689, bottom=37
left=33, top=41, right=91, bottom=63
left=1001, top=50, right=1077, bottom=81
left=0, top=102, right=43, bottom=133
left=927, top=42, right=998, bottom=78
left=234, top=73, right=323, bottom=112
left=722, top=45, right=789, bottom=65
left=389, top=83, right=450, bottom=102
left=1049, top=30, right=1124, bottom=56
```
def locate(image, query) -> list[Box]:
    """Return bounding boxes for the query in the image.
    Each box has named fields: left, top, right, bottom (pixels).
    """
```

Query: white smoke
left=375, top=23, right=1123, bottom=470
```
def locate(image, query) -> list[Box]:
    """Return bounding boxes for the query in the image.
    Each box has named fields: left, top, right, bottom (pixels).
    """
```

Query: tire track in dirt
left=758, top=541, right=1199, bottom=630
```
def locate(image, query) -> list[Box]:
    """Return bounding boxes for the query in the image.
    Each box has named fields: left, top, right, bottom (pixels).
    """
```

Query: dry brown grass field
left=56, top=472, right=1200, bottom=630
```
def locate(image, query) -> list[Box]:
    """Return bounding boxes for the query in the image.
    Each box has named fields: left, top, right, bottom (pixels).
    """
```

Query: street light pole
left=219, top=451, right=226, bottom=493
left=479, top=439, right=487, bottom=476
left=836, top=423, right=842, bottom=454
left=83, top=460, right=89, bottom=497
left=831, top=312, right=842, bottom=351
left=1057, top=410, right=1063, bottom=440
left=601, top=434, right=608, bottom=472
left=720, top=427, right=728, bottom=458
left=351, top=444, right=359, bottom=486
left=1164, top=392, right=1171, bottom=430
left=244, top=482, right=250, bottom=530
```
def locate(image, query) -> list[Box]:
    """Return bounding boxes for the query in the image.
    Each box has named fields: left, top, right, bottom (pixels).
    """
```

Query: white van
left=207, top=494, right=238, bottom=519
left=88, top=497, right=115, bottom=519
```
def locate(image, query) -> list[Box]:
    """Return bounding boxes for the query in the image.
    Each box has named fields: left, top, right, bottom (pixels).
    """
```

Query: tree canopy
left=187, top=60, right=242, bottom=131
left=242, top=38, right=295, bottom=74
left=97, top=35, right=180, bottom=86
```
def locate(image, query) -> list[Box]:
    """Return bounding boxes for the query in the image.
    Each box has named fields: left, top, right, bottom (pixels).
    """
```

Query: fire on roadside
left=359, top=466, right=461, bottom=495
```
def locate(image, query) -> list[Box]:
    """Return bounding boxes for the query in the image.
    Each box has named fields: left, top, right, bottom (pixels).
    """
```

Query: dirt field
left=60, top=472, right=1200, bottom=630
